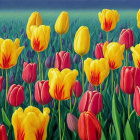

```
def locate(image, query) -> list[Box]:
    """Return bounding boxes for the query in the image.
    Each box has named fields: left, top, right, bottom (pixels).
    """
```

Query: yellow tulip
left=74, top=26, right=90, bottom=56
left=84, top=58, right=109, bottom=86
left=131, top=44, right=140, bottom=68
left=98, top=9, right=120, bottom=32
left=26, top=11, right=43, bottom=39
left=12, top=106, right=50, bottom=140
left=137, top=9, right=140, bottom=28
left=104, top=42, right=125, bottom=70
left=0, top=38, right=24, bottom=69
left=48, top=68, right=78, bottom=100
left=55, top=11, right=69, bottom=35
left=31, top=25, right=51, bottom=52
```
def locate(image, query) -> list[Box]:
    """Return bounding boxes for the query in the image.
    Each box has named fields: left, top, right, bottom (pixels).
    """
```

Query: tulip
left=0, top=124, right=8, bottom=140
left=48, top=68, right=78, bottom=101
left=104, top=42, right=125, bottom=70
left=45, top=56, right=54, bottom=68
left=95, top=43, right=104, bottom=59
left=78, top=111, right=101, bottom=140
left=119, top=29, right=135, bottom=50
left=116, top=84, right=119, bottom=94
left=84, top=58, right=109, bottom=86
left=73, top=54, right=80, bottom=64
left=74, top=26, right=90, bottom=56
left=0, top=76, right=4, bottom=92
left=0, top=38, right=24, bottom=69
left=133, top=86, right=140, bottom=116
left=12, top=106, right=50, bottom=140
left=55, top=11, right=69, bottom=35
left=35, top=80, right=52, bottom=105
left=55, top=51, right=71, bottom=71
left=72, top=80, right=82, bottom=98
left=79, top=91, right=103, bottom=115
left=22, top=62, right=37, bottom=84
left=26, top=11, right=43, bottom=39
left=131, top=44, right=140, bottom=68
left=137, top=9, right=140, bottom=28
left=7, top=84, right=25, bottom=107
left=98, top=9, right=119, bottom=32
left=67, top=113, right=78, bottom=133
left=30, top=25, right=51, bottom=52
left=88, top=83, right=94, bottom=91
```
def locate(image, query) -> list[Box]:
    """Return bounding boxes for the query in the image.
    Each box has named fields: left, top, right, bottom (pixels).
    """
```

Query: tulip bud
left=7, top=84, right=25, bottom=107
left=95, top=43, right=104, bottom=59
left=35, top=80, right=52, bottom=105
left=72, top=80, right=82, bottom=98
left=78, top=111, right=101, bottom=140
left=79, top=91, right=103, bottom=115
left=133, top=86, right=140, bottom=116
left=116, top=84, right=119, bottom=94
left=22, top=62, right=37, bottom=84
left=67, top=113, right=78, bottom=133
left=0, top=76, right=4, bottom=92
left=45, top=56, right=53, bottom=68
left=55, top=51, right=71, bottom=71
left=119, top=29, right=135, bottom=50
left=88, top=83, right=94, bottom=91
left=55, top=11, right=69, bottom=35
left=73, top=54, right=80, bottom=64
left=0, top=124, right=8, bottom=140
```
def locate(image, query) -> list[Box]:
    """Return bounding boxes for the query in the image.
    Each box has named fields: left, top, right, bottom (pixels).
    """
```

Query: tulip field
left=1, top=9, right=140, bottom=140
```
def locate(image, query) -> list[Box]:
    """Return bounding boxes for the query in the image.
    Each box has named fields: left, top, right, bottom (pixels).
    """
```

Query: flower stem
left=60, top=34, right=62, bottom=51
left=100, top=84, right=102, bottom=94
left=29, top=84, right=32, bottom=106
left=58, top=101, right=62, bottom=140
left=69, top=98, right=72, bottom=113
left=81, top=56, right=84, bottom=94
left=126, top=49, right=128, bottom=67
left=72, top=95, right=77, bottom=113
left=37, top=52, right=41, bottom=81
left=1, top=69, right=3, bottom=76
left=111, top=70, right=114, bottom=93
left=128, top=94, right=131, bottom=118
left=5, top=69, right=8, bottom=110
left=107, top=32, right=109, bottom=41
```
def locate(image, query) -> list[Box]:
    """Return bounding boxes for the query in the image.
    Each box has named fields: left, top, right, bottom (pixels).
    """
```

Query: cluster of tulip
left=1, top=8, right=140, bottom=140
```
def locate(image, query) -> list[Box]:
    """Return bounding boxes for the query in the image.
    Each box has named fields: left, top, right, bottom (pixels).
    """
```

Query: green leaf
left=124, top=120, right=134, bottom=140
left=1, top=108, right=11, bottom=128
left=112, top=93, right=122, bottom=140
left=101, top=129, right=106, bottom=140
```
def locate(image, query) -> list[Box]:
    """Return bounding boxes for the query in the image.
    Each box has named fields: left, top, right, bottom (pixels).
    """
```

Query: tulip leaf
left=1, top=108, right=11, bottom=128
left=101, top=129, right=106, bottom=140
left=112, top=93, right=122, bottom=140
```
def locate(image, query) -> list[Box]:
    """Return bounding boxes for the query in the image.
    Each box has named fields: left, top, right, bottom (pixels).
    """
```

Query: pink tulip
left=0, top=76, right=4, bottom=92
left=79, top=91, right=103, bottom=115
left=95, top=43, right=104, bottom=59
left=55, top=51, right=71, bottom=71
left=119, top=29, right=135, bottom=50
left=72, top=80, right=82, bottom=98
left=0, top=124, right=8, bottom=140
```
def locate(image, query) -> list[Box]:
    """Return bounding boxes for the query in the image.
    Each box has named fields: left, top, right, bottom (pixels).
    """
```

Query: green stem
left=5, top=69, right=8, bottom=110
left=126, top=49, right=128, bottom=67
left=107, top=32, right=109, bottom=42
left=58, top=101, right=62, bottom=140
left=1, top=69, right=3, bottom=76
left=37, top=52, right=41, bottom=81
left=81, top=56, right=84, bottom=93
left=69, top=98, right=72, bottom=113
left=128, top=94, right=131, bottom=118
left=111, top=70, right=114, bottom=93
left=72, top=95, right=77, bottom=113
left=29, top=84, right=32, bottom=106
left=100, top=84, right=102, bottom=94
left=95, top=86, right=97, bottom=91
left=60, top=34, right=62, bottom=51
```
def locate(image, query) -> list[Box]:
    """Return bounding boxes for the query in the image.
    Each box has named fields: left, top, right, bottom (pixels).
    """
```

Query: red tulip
left=7, top=84, right=25, bottom=107
left=55, top=51, right=71, bottom=71
left=35, top=80, right=52, bottom=105
left=133, top=86, right=140, bottom=116
left=78, top=111, right=101, bottom=140
left=67, top=113, right=78, bottom=133
left=95, top=43, right=104, bottom=59
left=22, top=62, right=37, bottom=83
left=0, top=76, right=4, bottom=92
left=120, top=66, right=136, bottom=94
left=0, top=124, right=8, bottom=140
left=119, top=29, right=135, bottom=50
left=79, top=91, right=103, bottom=115
left=72, top=80, right=82, bottom=98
